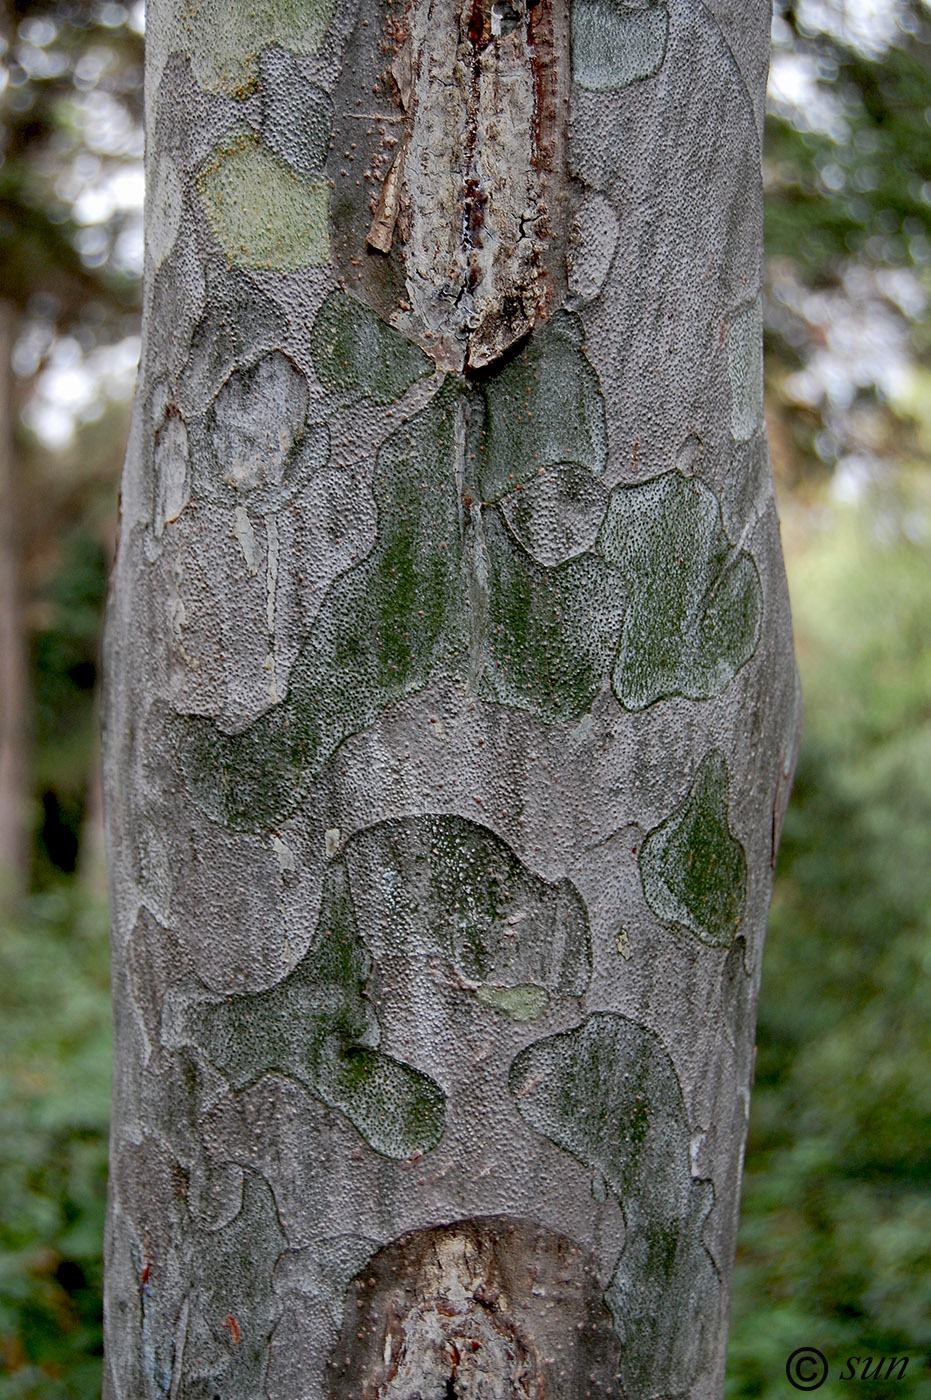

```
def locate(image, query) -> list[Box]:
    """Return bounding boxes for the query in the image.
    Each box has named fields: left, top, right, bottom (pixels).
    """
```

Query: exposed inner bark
left=328, top=1217, right=623, bottom=1400
left=333, top=0, right=570, bottom=372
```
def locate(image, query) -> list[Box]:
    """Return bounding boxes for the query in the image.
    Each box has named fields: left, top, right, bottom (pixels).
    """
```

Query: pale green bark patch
left=475, top=983, right=550, bottom=1021
left=198, top=132, right=329, bottom=270
left=178, top=0, right=337, bottom=97
left=598, top=470, right=762, bottom=709
left=638, top=749, right=747, bottom=947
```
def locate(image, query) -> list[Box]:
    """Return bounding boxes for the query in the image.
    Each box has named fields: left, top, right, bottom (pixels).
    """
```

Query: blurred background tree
left=0, top=1, right=928, bottom=1394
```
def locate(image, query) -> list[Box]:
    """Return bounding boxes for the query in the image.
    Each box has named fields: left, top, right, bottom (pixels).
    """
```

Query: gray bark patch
left=167, top=857, right=447, bottom=1160
left=328, top=1217, right=623, bottom=1400
left=510, top=1014, right=721, bottom=1397
left=259, top=47, right=333, bottom=179
left=187, top=351, right=330, bottom=514
left=638, top=749, right=747, bottom=947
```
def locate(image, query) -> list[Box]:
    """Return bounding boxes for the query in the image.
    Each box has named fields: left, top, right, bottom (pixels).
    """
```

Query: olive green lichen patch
left=598, top=470, right=762, bottom=710
left=177, top=0, right=336, bottom=97
left=173, top=859, right=446, bottom=1159
left=481, top=509, right=625, bottom=723
left=510, top=1014, right=720, bottom=1396
left=571, top=0, right=669, bottom=92
left=345, top=814, right=591, bottom=1000
left=310, top=290, right=433, bottom=406
left=638, top=750, right=747, bottom=947
left=198, top=132, right=329, bottom=270
left=478, top=312, right=608, bottom=502
left=476, top=983, right=550, bottom=1021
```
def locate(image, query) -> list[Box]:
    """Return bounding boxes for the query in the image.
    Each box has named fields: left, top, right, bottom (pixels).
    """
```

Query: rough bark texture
left=103, top=1, right=800, bottom=1396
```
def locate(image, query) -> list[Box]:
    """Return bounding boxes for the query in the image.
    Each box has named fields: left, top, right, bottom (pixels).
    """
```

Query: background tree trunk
left=103, top=1, right=800, bottom=1396
left=0, top=300, right=29, bottom=900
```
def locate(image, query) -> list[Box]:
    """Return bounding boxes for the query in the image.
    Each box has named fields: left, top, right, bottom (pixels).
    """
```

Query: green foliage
left=0, top=888, right=110, bottom=1398
left=728, top=493, right=931, bottom=1399
left=765, top=5, right=931, bottom=279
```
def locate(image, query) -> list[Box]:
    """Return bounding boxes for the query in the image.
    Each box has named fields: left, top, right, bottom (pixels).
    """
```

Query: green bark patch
left=177, top=0, right=336, bottom=98
left=481, top=510, right=626, bottom=723
left=478, top=312, right=608, bottom=502
left=198, top=132, right=329, bottom=270
left=310, top=290, right=433, bottom=406
left=174, top=859, right=446, bottom=1160
left=571, top=0, right=669, bottom=92
left=638, top=750, right=747, bottom=947
left=510, top=1013, right=720, bottom=1397
left=345, top=814, right=591, bottom=1003
left=598, top=470, right=762, bottom=709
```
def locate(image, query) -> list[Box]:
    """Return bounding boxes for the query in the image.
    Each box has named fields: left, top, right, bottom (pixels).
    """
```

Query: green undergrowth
left=0, top=888, right=110, bottom=1399
left=727, top=490, right=931, bottom=1400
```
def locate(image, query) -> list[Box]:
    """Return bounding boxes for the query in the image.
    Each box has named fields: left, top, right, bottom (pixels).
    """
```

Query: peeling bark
left=104, top=1, right=798, bottom=1397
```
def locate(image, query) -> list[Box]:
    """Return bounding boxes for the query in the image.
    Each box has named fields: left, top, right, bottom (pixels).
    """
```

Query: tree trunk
left=103, top=2, right=800, bottom=1397
left=0, top=299, right=29, bottom=900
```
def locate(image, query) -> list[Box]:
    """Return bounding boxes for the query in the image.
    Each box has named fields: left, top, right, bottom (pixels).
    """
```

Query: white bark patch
left=211, top=352, right=308, bottom=494
left=234, top=506, right=258, bottom=575
left=147, top=153, right=183, bottom=271
left=153, top=410, right=190, bottom=537
left=727, top=295, right=764, bottom=442
left=566, top=193, right=619, bottom=303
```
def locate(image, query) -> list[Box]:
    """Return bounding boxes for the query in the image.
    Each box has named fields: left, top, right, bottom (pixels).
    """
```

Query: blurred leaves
left=0, top=890, right=110, bottom=1398
left=728, top=492, right=931, bottom=1399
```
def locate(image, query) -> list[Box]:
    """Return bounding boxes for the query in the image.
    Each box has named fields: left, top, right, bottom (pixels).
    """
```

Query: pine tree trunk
left=103, top=1, right=800, bottom=1396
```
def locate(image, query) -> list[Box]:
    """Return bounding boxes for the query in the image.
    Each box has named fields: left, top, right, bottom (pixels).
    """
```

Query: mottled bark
left=0, top=300, right=29, bottom=897
left=103, top=2, right=800, bottom=1397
